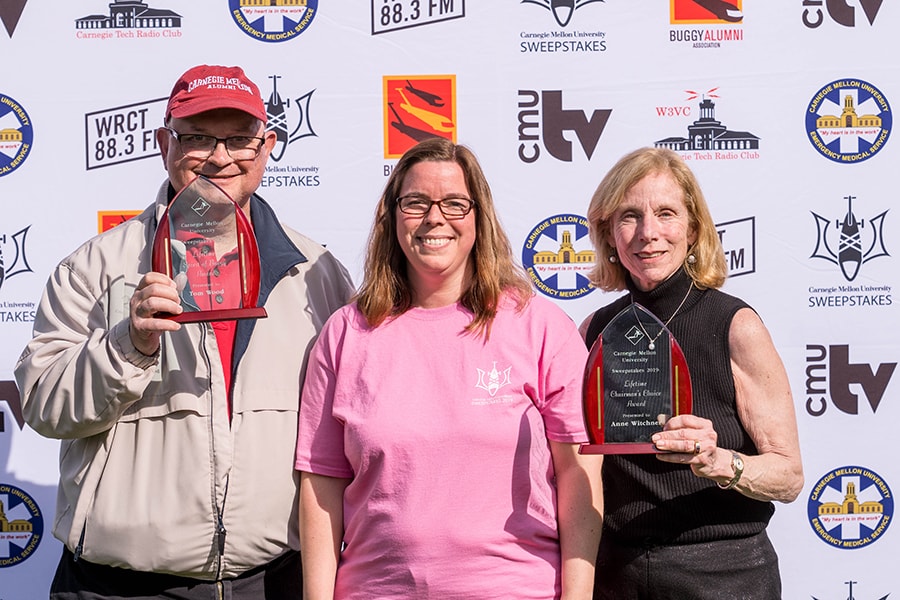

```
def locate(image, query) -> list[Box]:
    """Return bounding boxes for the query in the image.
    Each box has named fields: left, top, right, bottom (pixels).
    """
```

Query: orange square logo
left=98, top=211, right=141, bottom=233
left=383, top=75, right=456, bottom=159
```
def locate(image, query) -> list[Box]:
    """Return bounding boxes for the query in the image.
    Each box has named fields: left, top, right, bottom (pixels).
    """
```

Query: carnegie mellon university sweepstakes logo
left=810, top=195, right=890, bottom=283
left=808, top=465, right=893, bottom=549
left=230, top=0, right=317, bottom=43
left=522, top=214, right=595, bottom=300
left=806, top=78, right=892, bottom=164
left=0, top=483, right=44, bottom=568
left=0, top=93, right=33, bottom=177
left=383, top=75, right=456, bottom=160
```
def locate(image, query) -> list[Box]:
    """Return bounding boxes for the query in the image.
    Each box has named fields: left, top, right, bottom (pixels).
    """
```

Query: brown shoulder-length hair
left=586, top=147, right=727, bottom=292
left=356, top=137, right=533, bottom=337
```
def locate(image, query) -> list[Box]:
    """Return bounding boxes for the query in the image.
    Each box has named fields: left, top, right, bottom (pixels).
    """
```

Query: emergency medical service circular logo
left=522, top=214, right=596, bottom=300
left=807, top=465, right=893, bottom=549
left=0, top=93, right=34, bottom=177
left=0, top=483, right=44, bottom=568
left=229, top=0, right=318, bottom=43
left=805, top=78, right=892, bottom=164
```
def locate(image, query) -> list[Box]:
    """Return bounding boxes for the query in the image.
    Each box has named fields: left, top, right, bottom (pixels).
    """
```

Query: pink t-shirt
left=296, top=295, right=589, bottom=599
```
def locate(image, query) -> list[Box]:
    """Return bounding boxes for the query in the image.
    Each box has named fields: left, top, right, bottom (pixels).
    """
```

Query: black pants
left=593, top=530, right=782, bottom=600
left=49, top=547, right=301, bottom=600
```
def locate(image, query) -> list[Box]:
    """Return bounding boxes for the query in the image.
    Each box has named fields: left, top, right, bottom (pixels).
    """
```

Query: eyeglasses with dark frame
left=396, top=194, right=475, bottom=219
left=163, top=127, right=266, bottom=160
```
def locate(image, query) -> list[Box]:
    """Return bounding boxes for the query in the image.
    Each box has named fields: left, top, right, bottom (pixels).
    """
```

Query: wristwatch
left=717, top=452, right=744, bottom=490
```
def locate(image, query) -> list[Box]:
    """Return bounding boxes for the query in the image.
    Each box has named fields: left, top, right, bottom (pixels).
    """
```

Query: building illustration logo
left=805, top=78, right=892, bottom=164
left=808, top=466, right=893, bottom=550
left=0, top=483, right=44, bottom=568
left=383, top=75, right=456, bottom=160
left=75, top=0, right=182, bottom=35
left=522, top=214, right=595, bottom=300
left=476, top=362, right=512, bottom=397
left=230, top=0, right=317, bottom=43
left=521, top=0, right=605, bottom=28
left=655, top=90, right=759, bottom=156
left=811, top=196, right=889, bottom=282
left=0, top=93, right=33, bottom=177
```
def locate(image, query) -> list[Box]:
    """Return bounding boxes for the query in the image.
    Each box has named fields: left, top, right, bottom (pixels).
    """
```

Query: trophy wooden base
left=579, top=442, right=662, bottom=455
left=165, top=307, right=268, bottom=323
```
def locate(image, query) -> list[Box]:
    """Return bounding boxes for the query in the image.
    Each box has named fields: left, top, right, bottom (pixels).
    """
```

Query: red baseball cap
left=165, top=65, right=267, bottom=123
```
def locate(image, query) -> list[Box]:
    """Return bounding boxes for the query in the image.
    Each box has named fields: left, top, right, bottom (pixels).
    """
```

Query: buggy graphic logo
left=671, top=0, right=742, bottom=24
left=230, top=0, right=317, bottom=43
left=476, top=362, right=512, bottom=397
left=808, top=466, right=893, bottom=549
left=811, top=196, right=890, bottom=282
left=0, top=483, right=44, bottom=568
left=521, top=0, right=604, bottom=28
left=522, top=214, right=595, bottom=300
left=805, top=78, right=892, bottom=164
left=383, top=75, right=456, bottom=159
left=0, top=93, right=33, bottom=177
left=99, top=211, right=142, bottom=233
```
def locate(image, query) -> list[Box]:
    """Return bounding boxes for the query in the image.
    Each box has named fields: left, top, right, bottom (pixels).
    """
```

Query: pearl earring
left=686, top=254, right=697, bottom=265
left=608, top=255, right=618, bottom=264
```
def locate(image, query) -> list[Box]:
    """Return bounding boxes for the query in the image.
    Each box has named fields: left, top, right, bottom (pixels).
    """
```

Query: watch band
left=717, top=452, right=744, bottom=490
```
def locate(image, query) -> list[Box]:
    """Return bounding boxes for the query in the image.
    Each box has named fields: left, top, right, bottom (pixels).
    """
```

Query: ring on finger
left=693, top=440, right=701, bottom=455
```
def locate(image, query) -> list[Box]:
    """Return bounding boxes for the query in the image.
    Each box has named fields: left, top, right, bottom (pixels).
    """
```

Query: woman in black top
left=581, top=147, right=803, bottom=600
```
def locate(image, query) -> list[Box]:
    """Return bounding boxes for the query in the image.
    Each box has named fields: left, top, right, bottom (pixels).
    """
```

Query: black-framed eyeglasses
left=163, top=127, right=265, bottom=160
left=396, top=194, right=475, bottom=219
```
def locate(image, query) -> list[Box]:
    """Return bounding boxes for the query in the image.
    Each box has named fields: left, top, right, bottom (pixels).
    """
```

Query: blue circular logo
left=805, top=78, right=892, bottom=164
left=229, top=0, right=318, bottom=43
left=807, top=465, right=894, bottom=549
left=0, top=93, right=34, bottom=177
left=522, top=214, right=596, bottom=300
left=0, top=483, right=44, bottom=568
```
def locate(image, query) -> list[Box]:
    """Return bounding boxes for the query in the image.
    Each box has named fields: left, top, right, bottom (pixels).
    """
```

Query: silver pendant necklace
left=630, top=282, right=693, bottom=350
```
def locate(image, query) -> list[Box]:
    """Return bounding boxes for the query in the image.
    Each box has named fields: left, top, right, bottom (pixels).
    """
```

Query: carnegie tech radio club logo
left=0, top=483, right=44, bottom=568
left=0, top=93, right=33, bottom=177
left=75, top=0, right=182, bottom=39
left=230, top=0, right=317, bottom=43
left=808, top=465, right=893, bottom=550
left=805, top=78, right=892, bottom=164
left=522, top=214, right=596, bottom=300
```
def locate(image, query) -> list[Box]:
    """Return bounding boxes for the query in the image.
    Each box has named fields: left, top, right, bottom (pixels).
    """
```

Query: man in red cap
left=15, top=65, right=354, bottom=599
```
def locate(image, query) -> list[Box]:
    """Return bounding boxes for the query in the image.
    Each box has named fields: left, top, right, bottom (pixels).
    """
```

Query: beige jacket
left=15, top=182, right=353, bottom=579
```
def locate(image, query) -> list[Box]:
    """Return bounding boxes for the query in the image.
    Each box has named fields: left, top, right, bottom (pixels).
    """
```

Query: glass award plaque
left=151, top=175, right=267, bottom=323
left=580, top=303, right=692, bottom=454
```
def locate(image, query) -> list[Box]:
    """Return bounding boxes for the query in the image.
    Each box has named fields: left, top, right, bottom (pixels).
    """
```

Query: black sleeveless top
left=585, top=269, right=774, bottom=545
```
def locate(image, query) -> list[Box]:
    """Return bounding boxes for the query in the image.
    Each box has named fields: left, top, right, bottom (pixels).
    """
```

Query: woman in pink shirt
left=296, top=138, right=603, bottom=599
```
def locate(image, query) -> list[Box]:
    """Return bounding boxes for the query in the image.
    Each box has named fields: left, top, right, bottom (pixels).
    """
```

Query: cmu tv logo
left=802, top=0, right=884, bottom=28
left=805, top=344, right=896, bottom=417
left=517, top=90, right=611, bottom=163
left=0, top=0, right=27, bottom=37
left=383, top=75, right=456, bottom=159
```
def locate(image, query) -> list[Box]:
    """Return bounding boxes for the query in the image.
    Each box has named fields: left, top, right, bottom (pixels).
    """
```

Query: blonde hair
left=586, top=147, right=727, bottom=292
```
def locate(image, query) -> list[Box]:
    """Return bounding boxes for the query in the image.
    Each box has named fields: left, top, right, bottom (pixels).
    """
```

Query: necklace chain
left=630, top=282, right=693, bottom=351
